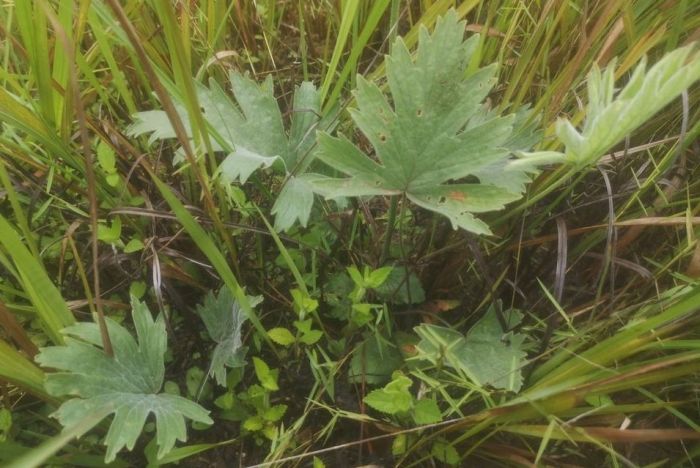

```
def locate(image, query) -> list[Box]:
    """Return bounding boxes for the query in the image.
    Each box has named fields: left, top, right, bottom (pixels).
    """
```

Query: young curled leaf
left=554, top=45, right=700, bottom=168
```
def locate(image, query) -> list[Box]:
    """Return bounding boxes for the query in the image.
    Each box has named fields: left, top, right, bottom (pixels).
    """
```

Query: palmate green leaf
left=311, top=10, right=537, bottom=234
left=35, top=297, right=212, bottom=463
left=363, top=375, right=414, bottom=415
left=196, top=289, right=262, bottom=387
left=128, top=74, right=335, bottom=232
left=414, top=304, right=526, bottom=392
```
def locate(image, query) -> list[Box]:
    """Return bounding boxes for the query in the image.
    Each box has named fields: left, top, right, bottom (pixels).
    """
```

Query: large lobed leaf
left=128, top=73, right=334, bottom=232
left=35, top=297, right=212, bottom=462
left=311, top=10, right=538, bottom=234
left=414, top=304, right=526, bottom=392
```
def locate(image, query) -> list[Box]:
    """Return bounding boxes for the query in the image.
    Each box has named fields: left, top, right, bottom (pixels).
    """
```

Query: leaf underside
left=558, top=45, right=700, bottom=166
left=196, top=288, right=262, bottom=387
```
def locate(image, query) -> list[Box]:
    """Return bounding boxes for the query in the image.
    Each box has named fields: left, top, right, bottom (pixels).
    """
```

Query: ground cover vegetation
left=1, top=1, right=700, bottom=466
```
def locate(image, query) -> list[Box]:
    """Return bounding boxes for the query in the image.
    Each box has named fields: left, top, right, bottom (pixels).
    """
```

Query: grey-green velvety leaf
left=311, top=10, right=538, bottom=234
left=315, top=132, right=391, bottom=187
left=35, top=298, right=212, bottom=462
left=310, top=174, right=399, bottom=199
left=219, top=147, right=280, bottom=184
left=228, top=73, right=288, bottom=159
left=556, top=44, right=700, bottom=167
left=271, top=175, right=315, bottom=232
left=196, top=289, right=261, bottom=387
left=194, top=78, right=241, bottom=152
left=477, top=107, right=543, bottom=193
left=130, top=71, right=333, bottom=231
left=458, top=308, right=526, bottom=392
left=409, top=115, right=513, bottom=190
left=127, top=110, right=180, bottom=144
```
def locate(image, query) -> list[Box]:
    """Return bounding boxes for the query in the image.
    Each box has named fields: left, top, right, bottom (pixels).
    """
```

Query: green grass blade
left=0, top=339, right=47, bottom=399
left=0, top=214, right=75, bottom=344
left=320, top=0, right=360, bottom=103
left=149, top=173, right=275, bottom=350
left=5, top=411, right=104, bottom=468
left=324, top=0, right=391, bottom=111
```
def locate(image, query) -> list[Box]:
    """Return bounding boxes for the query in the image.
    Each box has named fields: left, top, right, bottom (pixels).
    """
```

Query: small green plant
left=363, top=372, right=442, bottom=425
left=214, top=359, right=287, bottom=444
left=414, top=303, right=527, bottom=392
left=515, top=43, right=700, bottom=169
left=129, top=72, right=336, bottom=232
left=196, top=288, right=262, bottom=387
left=268, top=319, right=323, bottom=347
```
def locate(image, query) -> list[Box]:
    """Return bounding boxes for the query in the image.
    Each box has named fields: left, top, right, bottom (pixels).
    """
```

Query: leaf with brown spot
left=310, top=10, right=540, bottom=235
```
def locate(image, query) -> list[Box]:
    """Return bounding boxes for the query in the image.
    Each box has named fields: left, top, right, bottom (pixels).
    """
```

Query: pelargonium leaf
left=35, top=297, right=212, bottom=463
left=310, top=10, right=539, bottom=233
left=218, top=147, right=280, bottom=185
left=271, top=174, right=316, bottom=231
left=127, top=73, right=336, bottom=232
left=414, top=304, right=526, bottom=392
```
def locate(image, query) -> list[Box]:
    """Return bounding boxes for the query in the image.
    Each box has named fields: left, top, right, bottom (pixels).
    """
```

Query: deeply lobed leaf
left=36, top=297, right=212, bottom=462
left=311, top=10, right=538, bottom=234
left=196, top=288, right=262, bottom=387
left=128, top=73, right=335, bottom=232
left=515, top=43, right=700, bottom=169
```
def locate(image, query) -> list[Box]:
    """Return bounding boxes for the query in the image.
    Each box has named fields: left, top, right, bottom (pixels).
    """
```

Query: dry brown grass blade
left=511, top=425, right=700, bottom=443
left=515, top=217, right=700, bottom=249
left=685, top=242, right=700, bottom=278
left=0, top=300, right=39, bottom=358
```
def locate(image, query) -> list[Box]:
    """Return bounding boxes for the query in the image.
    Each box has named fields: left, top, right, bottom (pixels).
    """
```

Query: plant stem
left=380, top=196, right=398, bottom=265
